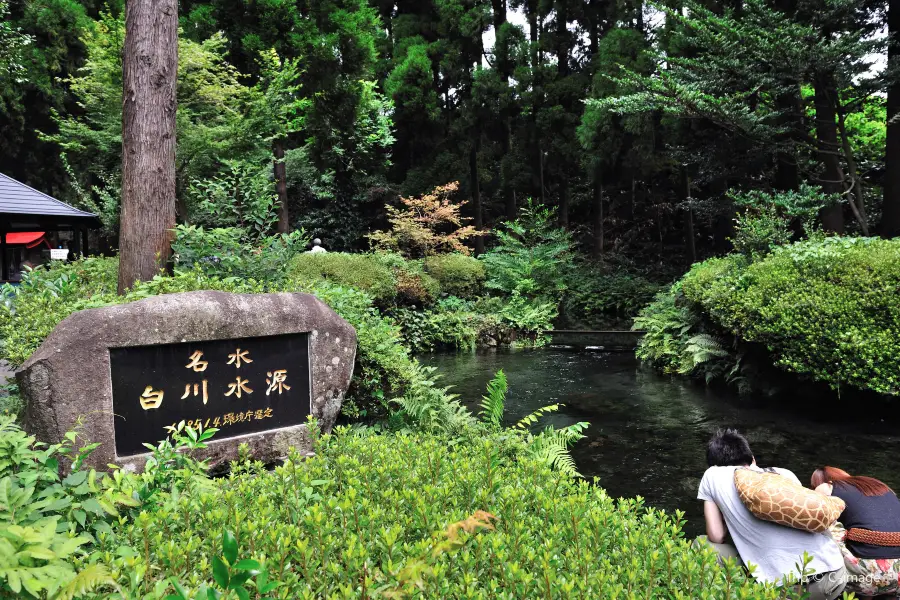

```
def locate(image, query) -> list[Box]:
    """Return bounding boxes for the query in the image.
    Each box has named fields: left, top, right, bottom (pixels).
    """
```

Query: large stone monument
left=17, top=291, right=356, bottom=471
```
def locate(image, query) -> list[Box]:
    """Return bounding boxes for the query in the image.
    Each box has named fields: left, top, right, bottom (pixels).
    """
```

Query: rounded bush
left=424, top=253, right=486, bottom=298
left=288, top=252, right=397, bottom=304
left=395, top=269, right=441, bottom=305
left=682, top=237, right=900, bottom=395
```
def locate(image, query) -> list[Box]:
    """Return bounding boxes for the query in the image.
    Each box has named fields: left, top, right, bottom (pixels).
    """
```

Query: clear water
left=424, top=348, right=900, bottom=537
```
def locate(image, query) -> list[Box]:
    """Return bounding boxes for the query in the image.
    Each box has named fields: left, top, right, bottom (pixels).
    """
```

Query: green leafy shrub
left=391, top=300, right=483, bottom=352
left=0, top=414, right=242, bottom=599
left=187, top=159, right=280, bottom=240
left=730, top=205, right=793, bottom=259
left=0, top=415, right=133, bottom=598
left=0, top=259, right=121, bottom=367
left=287, top=251, right=442, bottom=308
left=172, top=224, right=309, bottom=284
left=101, top=428, right=795, bottom=599
left=633, top=283, right=746, bottom=389
left=293, top=280, right=444, bottom=420
left=288, top=252, right=398, bottom=304
left=727, top=185, right=835, bottom=259
left=394, top=268, right=440, bottom=306
left=564, top=264, right=662, bottom=326
left=476, top=293, right=558, bottom=345
left=481, top=202, right=574, bottom=302
left=682, top=237, right=900, bottom=395
left=424, top=253, right=486, bottom=298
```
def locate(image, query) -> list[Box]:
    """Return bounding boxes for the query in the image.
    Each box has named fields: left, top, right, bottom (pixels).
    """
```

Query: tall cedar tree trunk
left=588, top=3, right=602, bottom=254
left=118, top=0, right=178, bottom=294
left=470, top=34, right=485, bottom=255
left=526, top=0, right=544, bottom=204
left=470, top=141, right=485, bottom=255
left=814, top=75, right=846, bottom=233
left=491, top=0, right=516, bottom=220
left=884, top=0, right=900, bottom=236
left=555, top=1, right=570, bottom=228
left=274, top=140, right=289, bottom=233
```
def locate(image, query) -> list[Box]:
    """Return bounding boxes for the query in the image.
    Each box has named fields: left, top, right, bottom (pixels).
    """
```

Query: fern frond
left=680, top=333, right=729, bottom=373
left=479, top=370, right=507, bottom=428
left=393, top=363, right=475, bottom=434
left=515, top=403, right=563, bottom=430
left=527, top=422, right=589, bottom=477
left=54, top=564, right=117, bottom=600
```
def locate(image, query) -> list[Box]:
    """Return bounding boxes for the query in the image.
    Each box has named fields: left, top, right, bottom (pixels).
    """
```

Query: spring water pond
left=424, top=349, right=900, bottom=538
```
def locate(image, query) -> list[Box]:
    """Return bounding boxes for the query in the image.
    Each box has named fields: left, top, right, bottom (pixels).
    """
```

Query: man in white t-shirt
left=697, top=429, right=846, bottom=600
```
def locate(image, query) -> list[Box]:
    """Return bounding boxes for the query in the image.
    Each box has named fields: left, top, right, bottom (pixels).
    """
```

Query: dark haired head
left=707, top=428, right=754, bottom=467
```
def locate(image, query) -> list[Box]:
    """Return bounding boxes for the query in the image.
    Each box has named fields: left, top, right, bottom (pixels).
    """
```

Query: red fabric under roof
left=5, top=232, right=47, bottom=248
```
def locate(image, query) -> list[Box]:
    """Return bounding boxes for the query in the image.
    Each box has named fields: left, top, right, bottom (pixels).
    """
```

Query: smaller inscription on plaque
left=110, top=333, right=311, bottom=457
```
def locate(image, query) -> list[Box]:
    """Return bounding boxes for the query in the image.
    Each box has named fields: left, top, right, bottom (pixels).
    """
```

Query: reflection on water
left=423, top=348, right=900, bottom=537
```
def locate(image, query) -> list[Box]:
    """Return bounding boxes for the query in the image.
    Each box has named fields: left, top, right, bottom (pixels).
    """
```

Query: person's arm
left=704, top=500, right=729, bottom=544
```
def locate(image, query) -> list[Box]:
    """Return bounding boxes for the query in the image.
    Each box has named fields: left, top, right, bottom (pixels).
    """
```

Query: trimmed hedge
left=679, top=237, right=900, bottom=395
left=287, top=252, right=398, bottom=304
left=104, top=428, right=791, bottom=599
left=288, top=252, right=441, bottom=307
left=424, top=254, right=486, bottom=298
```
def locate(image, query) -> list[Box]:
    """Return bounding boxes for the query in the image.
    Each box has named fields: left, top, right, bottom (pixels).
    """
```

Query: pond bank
left=424, top=348, right=900, bottom=537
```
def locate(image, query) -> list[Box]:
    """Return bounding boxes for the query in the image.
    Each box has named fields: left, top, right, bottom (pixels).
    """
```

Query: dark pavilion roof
left=0, top=172, right=101, bottom=229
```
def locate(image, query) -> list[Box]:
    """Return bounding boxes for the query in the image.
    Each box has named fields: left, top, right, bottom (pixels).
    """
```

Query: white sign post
left=50, top=248, right=69, bottom=260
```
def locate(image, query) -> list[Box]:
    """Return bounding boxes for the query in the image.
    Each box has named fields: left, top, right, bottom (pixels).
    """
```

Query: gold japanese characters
left=140, top=347, right=290, bottom=411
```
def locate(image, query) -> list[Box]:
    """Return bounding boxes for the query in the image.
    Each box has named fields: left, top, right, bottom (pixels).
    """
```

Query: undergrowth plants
left=0, top=412, right=819, bottom=599
left=477, top=370, right=589, bottom=477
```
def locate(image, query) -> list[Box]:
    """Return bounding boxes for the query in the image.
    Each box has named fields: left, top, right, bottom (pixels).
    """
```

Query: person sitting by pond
left=697, top=429, right=846, bottom=600
left=811, top=466, right=900, bottom=599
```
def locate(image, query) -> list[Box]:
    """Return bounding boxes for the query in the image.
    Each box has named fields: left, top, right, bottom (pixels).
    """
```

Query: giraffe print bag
left=734, top=468, right=846, bottom=534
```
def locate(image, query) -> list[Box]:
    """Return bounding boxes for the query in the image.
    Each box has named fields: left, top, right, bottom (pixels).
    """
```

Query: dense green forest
left=4, top=0, right=897, bottom=262
left=5, top=2, right=900, bottom=597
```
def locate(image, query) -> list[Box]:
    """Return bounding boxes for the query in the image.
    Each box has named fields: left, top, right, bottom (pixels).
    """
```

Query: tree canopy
left=2, top=0, right=897, bottom=262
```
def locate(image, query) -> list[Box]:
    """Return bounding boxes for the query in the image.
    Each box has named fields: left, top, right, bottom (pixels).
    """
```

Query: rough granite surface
left=17, top=291, right=356, bottom=471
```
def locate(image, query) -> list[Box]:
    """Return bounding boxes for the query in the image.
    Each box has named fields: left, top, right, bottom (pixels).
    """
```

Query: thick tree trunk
left=492, top=0, right=516, bottom=220
left=681, top=166, right=697, bottom=262
left=525, top=1, right=545, bottom=205
left=772, top=0, right=801, bottom=194
left=118, top=0, right=178, bottom=294
left=555, top=2, right=568, bottom=77
left=555, top=1, right=571, bottom=226
left=814, top=75, right=845, bottom=234
left=884, top=0, right=900, bottom=237
left=274, top=140, right=289, bottom=234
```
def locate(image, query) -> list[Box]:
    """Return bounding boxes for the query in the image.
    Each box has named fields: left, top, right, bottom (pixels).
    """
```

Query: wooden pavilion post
left=0, top=222, right=7, bottom=282
left=71, top=228, right=81, bottom=258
